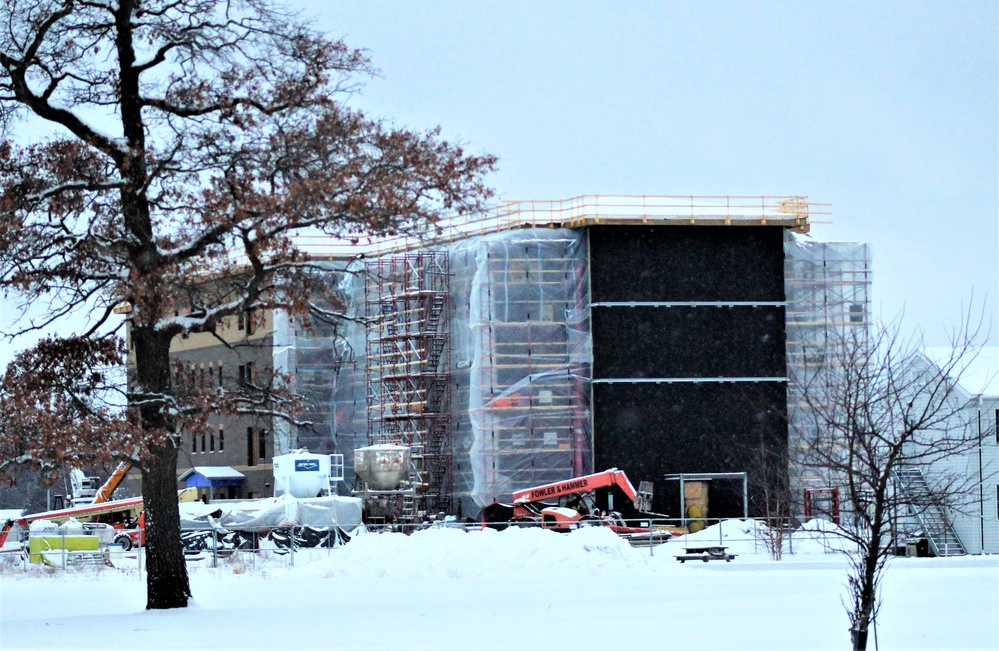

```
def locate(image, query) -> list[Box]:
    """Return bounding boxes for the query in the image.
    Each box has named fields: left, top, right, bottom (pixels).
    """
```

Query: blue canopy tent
left=178, top=467, right=246, bottom=502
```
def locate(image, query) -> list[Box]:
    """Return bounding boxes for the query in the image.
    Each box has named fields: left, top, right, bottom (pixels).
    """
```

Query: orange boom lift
left=482, top=468, right=679, bottom=543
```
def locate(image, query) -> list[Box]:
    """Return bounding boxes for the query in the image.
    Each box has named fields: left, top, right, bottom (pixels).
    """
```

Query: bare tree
left=792, top=308, right=992, bottom=651
left=744, top=434, right=791, bottom=560
left=0, top=0, right=494, bottom=609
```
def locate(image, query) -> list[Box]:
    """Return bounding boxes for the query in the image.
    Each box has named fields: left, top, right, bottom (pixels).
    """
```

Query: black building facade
left=590, top=226, right=788, bottom=516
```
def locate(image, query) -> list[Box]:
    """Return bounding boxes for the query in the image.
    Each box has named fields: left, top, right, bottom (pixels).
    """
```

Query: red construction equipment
left=0, top=496, right=146, bottom=551
left=0, top=487, right=198, bottom=552
left=92, top=462, right=132, bottom=504
left=481, top=468, right=678, bottom=543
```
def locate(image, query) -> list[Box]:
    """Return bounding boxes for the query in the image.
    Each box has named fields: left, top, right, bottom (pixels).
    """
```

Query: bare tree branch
left=791, top=302, right=992, bottom=651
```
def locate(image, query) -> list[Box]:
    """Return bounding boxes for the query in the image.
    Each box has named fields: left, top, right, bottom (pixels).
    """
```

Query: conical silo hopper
left=354, top=444, right=411, bottom=490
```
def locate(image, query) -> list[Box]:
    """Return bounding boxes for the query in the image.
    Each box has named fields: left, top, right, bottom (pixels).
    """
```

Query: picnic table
left=676, top=545, right=736, bottom=563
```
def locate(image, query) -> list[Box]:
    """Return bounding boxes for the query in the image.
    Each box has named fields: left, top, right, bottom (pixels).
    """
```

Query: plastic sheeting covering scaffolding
left=269, top=226, right=863, bottom=520
left=273, top=229, right=593, bottom=517
left=784, top=235, right=872, bottom=499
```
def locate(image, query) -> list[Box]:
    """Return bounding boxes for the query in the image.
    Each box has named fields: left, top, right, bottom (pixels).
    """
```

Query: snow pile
left=304, top=524, right=667, bottom=579
left=789, top=517, right=859, bottom=554
left=286, top=518, right=856, bottom=580
left=28, top=518, right=59, bottom=533
left=667, top=518, right=858, bottom=557
left=3, top=517, right=996, bottom=651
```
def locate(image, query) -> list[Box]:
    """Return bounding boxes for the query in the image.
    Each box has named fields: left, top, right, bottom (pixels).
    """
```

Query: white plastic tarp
left=179, top=494, right=362, bottom=531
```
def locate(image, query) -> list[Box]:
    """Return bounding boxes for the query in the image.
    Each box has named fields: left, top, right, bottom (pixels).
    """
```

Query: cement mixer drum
left=354, top=445, right=410, bottom=490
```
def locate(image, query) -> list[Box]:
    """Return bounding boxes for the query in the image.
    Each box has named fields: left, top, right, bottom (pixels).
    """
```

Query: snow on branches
left=0, top=0, right=495, bottom=609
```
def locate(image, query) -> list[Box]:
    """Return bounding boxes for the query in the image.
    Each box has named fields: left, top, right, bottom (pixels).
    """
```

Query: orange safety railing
left=209, top=194, right=827, bottom=268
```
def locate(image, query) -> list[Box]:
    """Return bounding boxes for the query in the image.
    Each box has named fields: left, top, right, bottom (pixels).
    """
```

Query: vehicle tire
left=114, top=533, right=133, bottom=551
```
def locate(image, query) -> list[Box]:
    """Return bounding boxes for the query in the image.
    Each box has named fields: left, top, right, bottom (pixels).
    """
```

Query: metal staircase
left=893, top=465, right=965, bottom=557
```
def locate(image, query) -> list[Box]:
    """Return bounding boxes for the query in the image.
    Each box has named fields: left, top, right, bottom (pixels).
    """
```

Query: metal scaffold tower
left=784, top=239, right=872, bottom=500
left=365, top=252, right=453, bottom=520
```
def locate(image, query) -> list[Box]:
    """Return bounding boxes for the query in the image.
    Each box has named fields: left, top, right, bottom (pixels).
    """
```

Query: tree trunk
left=852, top=625, right=869, bottom=651
left=133, top=328, right=191, bottom=609
left=851, top=539, right=881, bottom=651
left=141, top=443, right=190, bottom=609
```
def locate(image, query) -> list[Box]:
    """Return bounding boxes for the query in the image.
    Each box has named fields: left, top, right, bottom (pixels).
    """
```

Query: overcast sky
left=309, top=0, right=997, bottom=345
left=1, top=1, right=995, bottom=369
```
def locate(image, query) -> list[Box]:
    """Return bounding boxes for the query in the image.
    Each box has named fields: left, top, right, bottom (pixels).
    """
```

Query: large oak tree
left=0, top=0, right=494, bottom=608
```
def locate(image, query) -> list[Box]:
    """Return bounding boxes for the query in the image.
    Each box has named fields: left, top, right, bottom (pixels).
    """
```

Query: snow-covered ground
left=1, top=520, right=996, bottom=650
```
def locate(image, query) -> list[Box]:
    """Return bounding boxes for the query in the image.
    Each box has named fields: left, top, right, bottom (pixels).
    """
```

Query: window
left=247, top=427, right=256, bottom=466
left=237, top=310, right=256, bottom=334
left=246, top=361, right=254, bottom=385
left=238, top=364, right=245, bottom=386
left=219, top=428, right=224, bottom=452
left=258, top=429, right=266, bottom=460
left=192, top=433, right=197, bottom=453
left=218, top=365, right=223, bottom=387
left=210, top=432, right=215, bottom=452
left=995, top=409, right=998, bottom=445
left=849, top=304, right=864, bottom=323
left=201, top=432, right=206, bottom=453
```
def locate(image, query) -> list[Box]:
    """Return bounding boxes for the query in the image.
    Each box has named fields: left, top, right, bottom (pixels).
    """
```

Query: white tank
left=272, top=452, right=332, bottom=498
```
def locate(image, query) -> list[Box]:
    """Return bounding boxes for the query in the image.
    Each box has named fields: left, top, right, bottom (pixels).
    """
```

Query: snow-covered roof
left=179, top=466, right=246, bottom=481
left=0, top=509, right=25, bottom=520
left=924, top=346, right=998, bottom=397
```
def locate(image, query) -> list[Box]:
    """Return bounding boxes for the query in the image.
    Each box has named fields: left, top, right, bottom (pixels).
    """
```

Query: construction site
left=13, top=194, right=994, bottom=559
left=268, top=195, right=872, bottom=522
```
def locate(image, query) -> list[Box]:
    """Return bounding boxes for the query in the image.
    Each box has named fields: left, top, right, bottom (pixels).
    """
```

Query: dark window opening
left=238, top=364, right=245, bottom=386
left=210, top=432, right=215, bottom=452
left=201, top=432, right=206, bottom=452
left=258, top=429, right=267, bottom=460
left=192, top=433, right=197, bottom=453
left=219, top=428, right=224, bottom=452
left=247, top=427, right=256, bottom=466
left=218, top=365, right=223, bottom=387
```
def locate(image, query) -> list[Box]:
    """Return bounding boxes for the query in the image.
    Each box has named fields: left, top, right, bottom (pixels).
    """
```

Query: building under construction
left=266, top=195, right=871, bottom=521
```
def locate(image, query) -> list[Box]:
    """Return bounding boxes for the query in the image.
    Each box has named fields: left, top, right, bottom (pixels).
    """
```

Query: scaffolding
left=784, top=236, right=872, bottom=503
left=365, top=252, right=453, bottom=520
left=456, top=231, right=592, bottom=506
left=281, top=226, right=853, bottom=518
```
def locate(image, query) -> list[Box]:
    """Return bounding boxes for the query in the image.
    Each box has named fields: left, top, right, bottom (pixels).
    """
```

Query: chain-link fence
left=1, top=515, right=852, bottom=574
